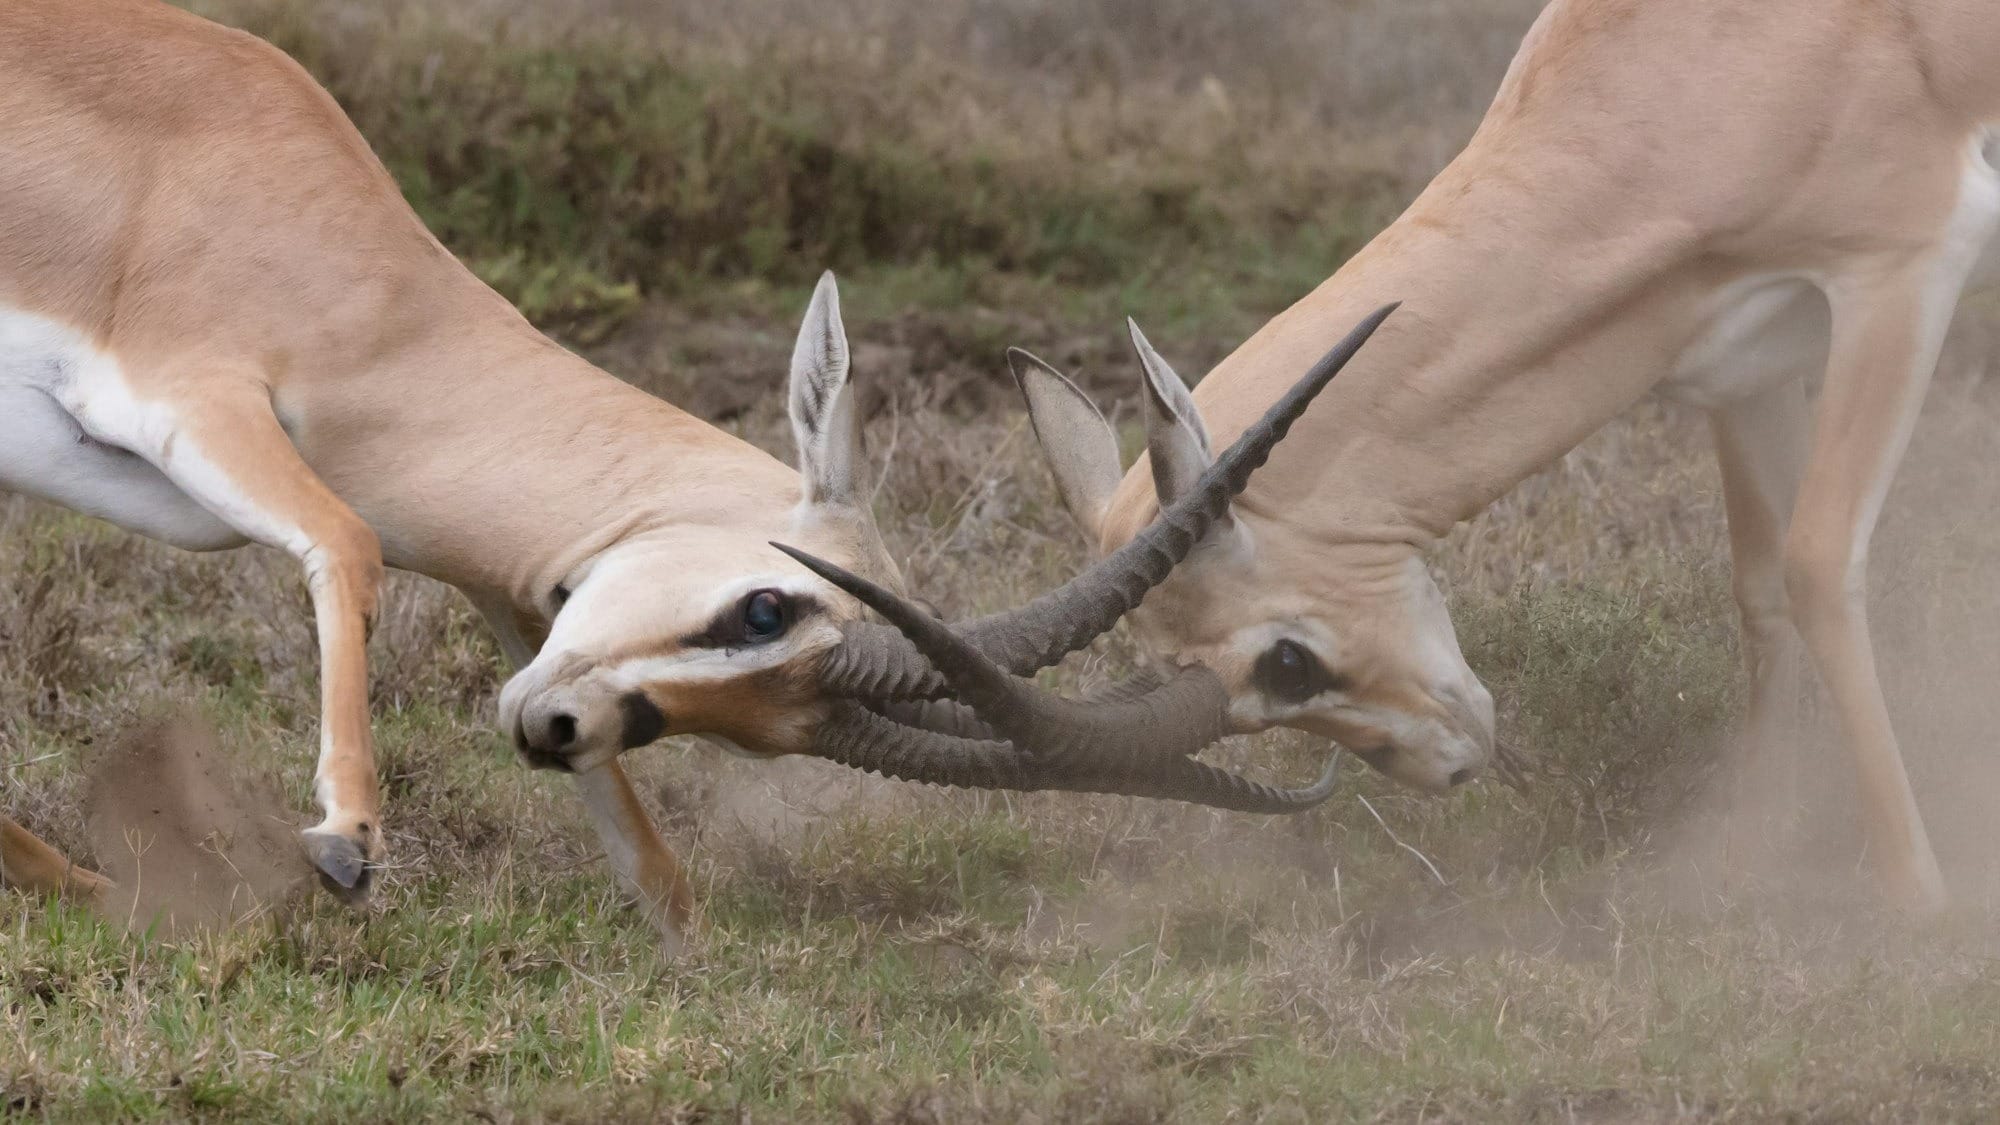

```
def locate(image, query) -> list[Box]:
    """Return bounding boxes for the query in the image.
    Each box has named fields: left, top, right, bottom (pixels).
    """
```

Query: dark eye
left=1255, top=639, right=1333, bottom=704
left=743, top=589, right=789, bottom=642
left=552, top=584, right=572, bottom=609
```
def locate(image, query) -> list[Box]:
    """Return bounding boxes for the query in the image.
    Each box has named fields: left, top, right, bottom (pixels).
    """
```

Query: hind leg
left=1711, top=378, right=1812, bottom=852
left=0, top=815, right=109, bottom=903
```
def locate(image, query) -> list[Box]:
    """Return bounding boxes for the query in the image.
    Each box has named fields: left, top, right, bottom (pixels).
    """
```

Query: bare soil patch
left=84, top=715, right=310, bottom=935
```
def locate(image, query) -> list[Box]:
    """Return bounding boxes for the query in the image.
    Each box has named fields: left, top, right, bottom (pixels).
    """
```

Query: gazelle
left=1, top=0, right=1351, bottom=944
left=863, top=0, right=2000, bottom=913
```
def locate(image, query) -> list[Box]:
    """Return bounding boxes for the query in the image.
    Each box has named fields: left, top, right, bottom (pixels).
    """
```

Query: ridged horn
left=814, top=303, right=1399, bottom=699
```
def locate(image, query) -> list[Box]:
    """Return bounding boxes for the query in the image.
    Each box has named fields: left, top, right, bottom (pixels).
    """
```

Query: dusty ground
left=84, top=718, right=310, bottom=937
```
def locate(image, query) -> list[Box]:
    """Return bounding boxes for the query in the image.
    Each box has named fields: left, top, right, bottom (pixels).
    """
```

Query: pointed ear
left=1008, top=347, right=1124, bottom=540
left=789, top=271, right=862, bottom=507
left=1127, top=318, right=1215, bottom=510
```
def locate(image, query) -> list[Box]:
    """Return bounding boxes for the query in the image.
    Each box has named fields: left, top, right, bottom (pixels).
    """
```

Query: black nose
left=1448, top=767, right=1475, bottom=787
left=516, top=711, right=580, bottom=772
left=546, top=713, right=577, bottom=749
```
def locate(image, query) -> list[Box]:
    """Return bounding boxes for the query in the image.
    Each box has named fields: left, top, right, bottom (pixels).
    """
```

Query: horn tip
left=770, top=540, right=835, bottom=577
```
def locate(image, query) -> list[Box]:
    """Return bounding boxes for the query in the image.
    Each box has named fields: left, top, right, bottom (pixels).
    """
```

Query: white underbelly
left=0, top=307, right=244, bottom=551
left=1659, top=276, right=1830, bottom=411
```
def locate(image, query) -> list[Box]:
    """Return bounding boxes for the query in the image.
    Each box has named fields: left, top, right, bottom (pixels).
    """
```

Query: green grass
left=13, top=485, right=2000, bottom=1120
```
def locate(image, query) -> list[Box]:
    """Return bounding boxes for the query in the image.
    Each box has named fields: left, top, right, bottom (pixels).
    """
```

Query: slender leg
left=0, top=815, right=110, bottom=903
left=474, top=598, right=693, bottom=950
left=1709, top=378, right=1812, bottom=849
left=98, top=365, right=384, bottom=901
left=573, top=765, right=694, bottom=953
left=1784, top=234, right=1990, bottom=910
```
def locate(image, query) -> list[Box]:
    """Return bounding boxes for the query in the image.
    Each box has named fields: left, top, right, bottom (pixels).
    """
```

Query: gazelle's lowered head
left=1009, top=319, right=1494, bottom=793
left=498, top=273, right=906, bottom=773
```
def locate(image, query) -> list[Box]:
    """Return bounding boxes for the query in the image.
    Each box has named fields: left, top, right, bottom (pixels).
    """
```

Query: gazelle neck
left=1107, top=116, right=1724, bottom=560
left=305, top=300, right=800, bottom=614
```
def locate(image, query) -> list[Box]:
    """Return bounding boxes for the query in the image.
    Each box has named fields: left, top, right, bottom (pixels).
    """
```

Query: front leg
left=574, top=763, right=694, bottom=953
left=1710, top=378, right=1811, bottom=848
left=474, top=598, right=693, bottom=951
left=83, top=363, right=384, bottom=901
left=1785, top=229, right=1992, bottom=912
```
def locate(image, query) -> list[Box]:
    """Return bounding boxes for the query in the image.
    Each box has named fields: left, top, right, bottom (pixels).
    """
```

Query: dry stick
left=1355, top=794, right=1449, bottom=887
left=910, top=417, right=1030, bottom=573
left=865, top=403, right=904, bottom=509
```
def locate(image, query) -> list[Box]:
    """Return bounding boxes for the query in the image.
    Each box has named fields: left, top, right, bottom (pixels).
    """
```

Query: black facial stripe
left=618, top=692, right=667, bottom=750
left=681, top=592, right=822, bottom=650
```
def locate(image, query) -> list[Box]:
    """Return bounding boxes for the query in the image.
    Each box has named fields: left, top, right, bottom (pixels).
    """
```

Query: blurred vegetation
left=189, top=0, right=1486, bottom=337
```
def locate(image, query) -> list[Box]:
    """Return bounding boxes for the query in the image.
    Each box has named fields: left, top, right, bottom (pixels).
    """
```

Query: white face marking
left=496, top=563, right=836, bottom=759
left=1213, top=556, right=1490, bottom=791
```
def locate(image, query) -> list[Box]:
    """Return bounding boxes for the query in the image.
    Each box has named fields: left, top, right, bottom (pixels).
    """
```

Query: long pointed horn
left=815, top=304, right=1399, bottom=699
left=779, top=542, right=1223, bottom=758
left=808, top=702, right=1343, bottom=813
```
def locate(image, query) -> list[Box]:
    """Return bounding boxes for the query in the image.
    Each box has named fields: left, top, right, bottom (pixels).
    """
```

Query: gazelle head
left=499, top=272, right=903, bottom=773
left=1010, top=319, right=1494, bottom=793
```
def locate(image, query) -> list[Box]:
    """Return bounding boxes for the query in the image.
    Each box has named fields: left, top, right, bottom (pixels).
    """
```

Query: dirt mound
left=84, top=716, right=309, bottom=935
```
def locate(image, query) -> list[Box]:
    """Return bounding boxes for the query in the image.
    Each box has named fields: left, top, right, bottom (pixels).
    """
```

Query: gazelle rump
left=1018, top=0, right=2000, bottom=910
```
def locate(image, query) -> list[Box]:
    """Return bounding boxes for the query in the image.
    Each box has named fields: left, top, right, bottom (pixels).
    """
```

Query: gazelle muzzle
left=772, top=304, right=1399, bottom=812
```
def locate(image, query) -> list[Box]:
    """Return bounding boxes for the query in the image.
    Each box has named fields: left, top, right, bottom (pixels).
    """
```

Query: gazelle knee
left=1781, top=530, right=1865, bottom=636
left=303, top=521, right=384, bottom=619
left=1733, top=570, right=1791, bottom=639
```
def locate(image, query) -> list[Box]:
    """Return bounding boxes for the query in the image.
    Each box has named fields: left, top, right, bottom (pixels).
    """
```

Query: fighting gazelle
left=816, top=0, right=2000, bottom=912
left=0, top=0, right=1358, bottom=945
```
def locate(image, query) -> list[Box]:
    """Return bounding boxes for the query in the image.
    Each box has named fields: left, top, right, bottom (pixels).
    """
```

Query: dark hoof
left=301, top=829, right=374, bottom=906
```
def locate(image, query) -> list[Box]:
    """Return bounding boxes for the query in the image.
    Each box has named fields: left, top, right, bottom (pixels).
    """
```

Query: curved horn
left=815, top=304, right=1399, bottom=698
left=808, top=701, right=1343, bottom=813
left=778, top=543, right=1229, bottom=764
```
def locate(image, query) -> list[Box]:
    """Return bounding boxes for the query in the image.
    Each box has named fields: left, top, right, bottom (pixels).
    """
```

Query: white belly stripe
left=0, top=304, right=243, bottom=550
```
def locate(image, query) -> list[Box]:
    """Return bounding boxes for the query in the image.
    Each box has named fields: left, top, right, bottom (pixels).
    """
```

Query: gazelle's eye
left=1255, top=639, right=1330, bottom=704
left=743, top=590, right=789, bottom=642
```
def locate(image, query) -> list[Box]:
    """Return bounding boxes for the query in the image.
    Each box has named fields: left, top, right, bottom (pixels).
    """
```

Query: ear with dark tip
left=789, top=271, right=862, bottom=507
left=1127, top=319, right=1214, bottom=510
left=1008, top=347, right=1123, bottom=539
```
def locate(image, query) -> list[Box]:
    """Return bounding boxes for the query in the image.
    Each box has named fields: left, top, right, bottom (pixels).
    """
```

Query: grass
left=10, top=0, right=2000, bottom=1120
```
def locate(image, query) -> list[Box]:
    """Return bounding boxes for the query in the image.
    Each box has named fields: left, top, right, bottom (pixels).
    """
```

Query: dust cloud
left=83, top=715, right=310, bottom=936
